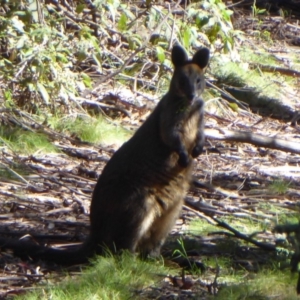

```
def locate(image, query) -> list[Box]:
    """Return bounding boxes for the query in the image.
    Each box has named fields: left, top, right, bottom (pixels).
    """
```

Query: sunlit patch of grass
left=188, top=215, right=266, bottom=237
left=212, top=59, right=281, bottom=100
left=187, top=218, right=217, bottom=236
left=20, top=252, right=173, bottom=300
left=0, top=126, right=58, bottom=155
left=291, top=55, right=300, bottom=71
left=210, top=46, right=299, bottom=106
left=240, top=48, right=277, bottom=66
left=49, top=115, right=132, bottom=146
left=276, top=215, right=300, bottom=226
left=202, top=254, right=233, bottom=272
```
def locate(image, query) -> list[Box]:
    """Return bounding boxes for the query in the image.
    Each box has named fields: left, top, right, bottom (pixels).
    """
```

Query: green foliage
left=156, top=46, right=165, bottom=63
left=252, top=0, right=267, bottom=17
left=118, top=13, right=128, bottom=32
left=0, top=5, right=97, bottom=111
left=188, top=0, right=241, bottom=52
left=188, top=214, right=265, bottom=237
left=210, top=52, right=287, bottom=102
left=0, top=0, right=239, bottom=114
left=188, top=218, right=216, bottom=235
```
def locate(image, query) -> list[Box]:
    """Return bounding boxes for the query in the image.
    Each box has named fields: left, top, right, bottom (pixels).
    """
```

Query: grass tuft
left=0, top=127, right=58, bottom=155
left=20, top=252, right=172, bottom=300
left=268, top=179, right=290, bottom=195
left=49, top=115, right=132, bottom=146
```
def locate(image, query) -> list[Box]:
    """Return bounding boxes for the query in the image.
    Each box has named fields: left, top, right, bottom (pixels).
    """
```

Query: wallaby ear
left=192, top=48, right=210, bottom=69
left=171, top=45, right=188, bottom=67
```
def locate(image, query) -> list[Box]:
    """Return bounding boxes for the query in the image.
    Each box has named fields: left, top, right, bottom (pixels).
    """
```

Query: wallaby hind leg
left=138, top=200, right=183, bottom=258
left=90, top=190, right=159, bottom=254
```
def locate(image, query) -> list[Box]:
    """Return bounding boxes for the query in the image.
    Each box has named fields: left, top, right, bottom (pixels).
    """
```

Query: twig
left=206, top=81, right=249, bottom=110
left=91, top=0, right=182, bottom=93
left=91, top=46, right=145, bottom=91
left=213, top=218, right=276, bottom=251
left=75, top=97, right=131, bottom=117
left=0, top=162, right=30, bottom=185
left=183, top=205, right=216, bottom=225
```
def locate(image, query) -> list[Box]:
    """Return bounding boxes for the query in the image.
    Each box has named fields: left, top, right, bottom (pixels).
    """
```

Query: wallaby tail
left=0, top=236, right=93, bottom=265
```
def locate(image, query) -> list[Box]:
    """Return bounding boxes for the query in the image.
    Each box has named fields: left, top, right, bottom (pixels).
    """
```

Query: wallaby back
left=0, top=45, right=210, bottom=263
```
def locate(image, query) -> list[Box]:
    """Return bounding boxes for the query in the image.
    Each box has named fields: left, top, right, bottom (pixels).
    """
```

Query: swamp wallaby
left=0, top=45, right=209, bottom=264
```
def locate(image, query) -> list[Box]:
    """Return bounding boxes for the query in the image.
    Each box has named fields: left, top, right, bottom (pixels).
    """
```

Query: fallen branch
left=212, top=218, right=276, bottom=251
left=206, top=81, right=249, bottom=110
left=205, top=128, right=300, bottom=154
left=254, top=64, right=300, bottom=78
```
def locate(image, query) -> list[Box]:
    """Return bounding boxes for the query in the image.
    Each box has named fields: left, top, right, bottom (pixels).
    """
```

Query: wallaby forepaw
left=178, top=151, right=190, bottom=167
left=192, top=145, right=203, bottom=158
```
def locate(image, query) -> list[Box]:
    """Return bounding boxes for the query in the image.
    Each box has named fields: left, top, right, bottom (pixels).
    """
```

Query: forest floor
left=1, top=3, right=300, bottom=299
left=2, top=100, right=300, bottom=299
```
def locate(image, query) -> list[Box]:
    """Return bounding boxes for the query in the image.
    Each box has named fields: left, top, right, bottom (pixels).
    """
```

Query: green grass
left=187, top=218, right=218, bottom=235
left=214, top=271, right=298, bottom=300
left=49, top=115, right=132, bottom=146
left=210, top=47, right=299, bottom=108
left=275, top=214, right=300, bottom=226
left=0, top=163, right=30, bottom=181
left=0, top=115, right=132, bottom=155
left=20, top=252, right=173, bottom=300
left=0, top=126, right=58, bottom=155
left=212, top=59, right=281, bottom=100
left=188, top=215, right=266, bottom=236
left=240, top=48, right=278, bottom=67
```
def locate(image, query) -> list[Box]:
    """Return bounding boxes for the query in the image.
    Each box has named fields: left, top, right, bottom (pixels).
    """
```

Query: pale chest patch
left=182, top=111, right=200, bottom=147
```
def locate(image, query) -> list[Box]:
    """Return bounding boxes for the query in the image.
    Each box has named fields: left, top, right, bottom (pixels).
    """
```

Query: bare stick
left=205, top=128, right=300, bottom=154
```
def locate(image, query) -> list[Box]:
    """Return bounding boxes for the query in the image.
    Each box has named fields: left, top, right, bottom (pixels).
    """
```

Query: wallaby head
left=170, top=45, right=209, bottom=102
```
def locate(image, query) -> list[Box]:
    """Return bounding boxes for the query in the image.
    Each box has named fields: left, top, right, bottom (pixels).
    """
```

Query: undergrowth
left=0, top=0, right=240, bottom=114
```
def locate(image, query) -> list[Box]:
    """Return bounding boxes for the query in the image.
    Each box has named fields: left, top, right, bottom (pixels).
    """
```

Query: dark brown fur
left=0, top=45, right=209, bottom=264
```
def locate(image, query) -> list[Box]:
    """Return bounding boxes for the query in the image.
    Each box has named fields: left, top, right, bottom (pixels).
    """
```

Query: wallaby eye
left=196, top=78, right=201, bottom=84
